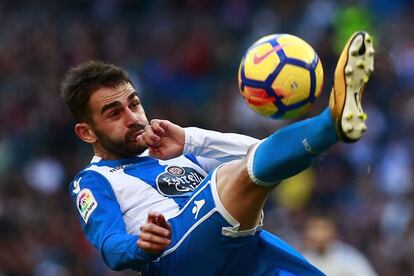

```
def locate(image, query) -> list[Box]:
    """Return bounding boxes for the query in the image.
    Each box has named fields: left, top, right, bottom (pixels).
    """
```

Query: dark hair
left=60, top=60, right=132, bottom=123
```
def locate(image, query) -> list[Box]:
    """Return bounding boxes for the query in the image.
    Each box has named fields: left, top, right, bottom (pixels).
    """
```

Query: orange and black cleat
left=329, top=31, right=375, bottom=143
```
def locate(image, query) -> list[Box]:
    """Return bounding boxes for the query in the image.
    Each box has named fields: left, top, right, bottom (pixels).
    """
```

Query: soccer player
left=61, top=32, right=374, bottom=275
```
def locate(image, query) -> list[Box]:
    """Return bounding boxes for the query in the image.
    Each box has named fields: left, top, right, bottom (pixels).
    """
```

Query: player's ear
left=75, top=123, right=97, bottom=144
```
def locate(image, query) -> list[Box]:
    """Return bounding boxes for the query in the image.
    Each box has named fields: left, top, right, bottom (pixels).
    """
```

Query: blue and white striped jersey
left=69, top=127, right=258, bottom=271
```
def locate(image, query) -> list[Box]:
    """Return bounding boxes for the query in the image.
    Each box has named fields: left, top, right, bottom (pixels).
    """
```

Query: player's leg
left=248, top=107, right=336, bottom=186
left=216, top=31, right=375, bottom=230
left=155, top=170, right=323, bottom=275
left=216, top=111, right=335, bottom=230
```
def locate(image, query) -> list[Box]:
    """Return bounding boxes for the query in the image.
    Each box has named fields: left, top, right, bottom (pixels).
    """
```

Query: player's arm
left=183, top=127, right=259, bottom=161
left=138, top=119, right=259, bottom=162
left=70, top=172, right=170, bottom=271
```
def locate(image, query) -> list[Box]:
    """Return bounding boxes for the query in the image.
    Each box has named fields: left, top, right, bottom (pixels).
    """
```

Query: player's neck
left=93, top=145, right=126, bottom=160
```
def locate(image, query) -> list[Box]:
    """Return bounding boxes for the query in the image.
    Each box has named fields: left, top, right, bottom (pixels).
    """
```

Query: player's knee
left=217, top=158, right=271, bottom=196
left=245, top=142, right=282, bottom=187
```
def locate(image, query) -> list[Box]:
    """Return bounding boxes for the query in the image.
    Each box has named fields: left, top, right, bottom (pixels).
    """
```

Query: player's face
left=88, top=82, right=149, bottom=158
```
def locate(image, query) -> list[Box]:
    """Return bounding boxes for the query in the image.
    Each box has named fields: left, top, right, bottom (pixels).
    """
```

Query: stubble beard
left=94, top=125, right=148, bottom=158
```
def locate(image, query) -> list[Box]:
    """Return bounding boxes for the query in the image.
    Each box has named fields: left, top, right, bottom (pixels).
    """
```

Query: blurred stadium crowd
left=0, top=0, right=413, bottom=275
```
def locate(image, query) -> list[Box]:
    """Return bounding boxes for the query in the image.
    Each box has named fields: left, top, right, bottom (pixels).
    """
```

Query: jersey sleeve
left=70, top=171, right=157, bottom=271
left=183, top=127, right=260, bottom=170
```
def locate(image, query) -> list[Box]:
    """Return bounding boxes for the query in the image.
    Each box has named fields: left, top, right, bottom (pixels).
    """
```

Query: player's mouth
left=126, top=128, right=145, bottom=142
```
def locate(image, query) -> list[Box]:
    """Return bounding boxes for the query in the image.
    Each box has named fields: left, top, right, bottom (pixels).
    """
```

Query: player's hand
left=138, top=212, right=171, bottom=255
left=137, top=119, right=185, bottom=160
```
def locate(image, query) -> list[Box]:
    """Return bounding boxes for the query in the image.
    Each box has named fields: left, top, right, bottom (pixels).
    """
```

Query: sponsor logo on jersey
left=156, top=166, right=204, bottom=196
left=110, top=163, right=133, bottom=173
left=77, top=188, right=98, bottom=223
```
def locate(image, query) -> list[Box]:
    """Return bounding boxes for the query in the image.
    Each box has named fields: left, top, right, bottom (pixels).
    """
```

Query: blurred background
left=0, top=0, right=413, bottom=275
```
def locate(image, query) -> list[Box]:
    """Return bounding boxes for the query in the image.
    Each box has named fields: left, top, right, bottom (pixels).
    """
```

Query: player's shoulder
left=68, top=156, right=151, bottom=195
left=73, top=155, right=145, bottom=180
left=69, top=169, right=109, bottom=197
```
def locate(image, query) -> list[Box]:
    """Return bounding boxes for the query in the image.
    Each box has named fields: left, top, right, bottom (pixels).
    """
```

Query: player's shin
left=247, top=108, right=338, bottom=186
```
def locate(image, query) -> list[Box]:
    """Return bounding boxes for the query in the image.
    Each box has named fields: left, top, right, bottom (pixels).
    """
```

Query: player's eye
left=107, top=109, right=121, bottom=119
left=130, top=101, right=140, bottom=110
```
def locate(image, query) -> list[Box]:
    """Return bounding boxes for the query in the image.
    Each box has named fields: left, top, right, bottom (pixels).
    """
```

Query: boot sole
left=339, top=32, right=374, bottom=142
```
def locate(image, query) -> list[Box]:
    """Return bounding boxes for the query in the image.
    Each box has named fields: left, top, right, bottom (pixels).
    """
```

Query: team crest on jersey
left=156, top=166, right=204, bottom=196
left=77, top=188, right=98, bottom=223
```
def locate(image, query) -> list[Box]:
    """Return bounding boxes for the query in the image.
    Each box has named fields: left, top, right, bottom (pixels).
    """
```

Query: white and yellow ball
left=238, top=34, right=324, bottom=119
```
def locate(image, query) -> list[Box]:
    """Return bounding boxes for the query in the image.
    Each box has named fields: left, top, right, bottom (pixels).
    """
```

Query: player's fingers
left=144, top=125, right=161, bottom=142
left=150, top=119, right=166, bottom=136
left=159, top=120, right=184, bottom=145
left=136, top=133, right=158, bottom=148
left=140, top=126, right=160, bottom=147
left=136, top=134, right=146, bottom=146
left=140, top=223, right=170, bottom=238
left=142, top=134, right=159, bottom=147
left=137, top=239, right=170, bottom=253
left=161, top=120, right=179, bottom=132
left=154, top=213, right=171, bottom=232
left=147, top=212, right=170, bottom=231
left=158, top=120, right=171, bottom=133
left=146, top=211, right=161, bottom=223
left=148, top=147, right=166, bottom=160
left=139, top=232, right=171, bottom=245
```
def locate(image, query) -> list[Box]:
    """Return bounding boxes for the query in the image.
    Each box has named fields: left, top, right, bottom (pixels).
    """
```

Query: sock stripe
left=247, top=141, right=281, bottom=186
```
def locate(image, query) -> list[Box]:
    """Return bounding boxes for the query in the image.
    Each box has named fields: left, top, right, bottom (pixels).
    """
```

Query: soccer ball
left=238, top=34, right=324, bottom=119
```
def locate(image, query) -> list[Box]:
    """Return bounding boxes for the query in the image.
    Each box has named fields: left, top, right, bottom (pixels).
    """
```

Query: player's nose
left=124, top=108, right=140, bottom=127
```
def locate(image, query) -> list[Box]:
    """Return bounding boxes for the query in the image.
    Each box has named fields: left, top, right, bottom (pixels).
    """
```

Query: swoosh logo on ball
left=253, top=44, right=287, bottom=65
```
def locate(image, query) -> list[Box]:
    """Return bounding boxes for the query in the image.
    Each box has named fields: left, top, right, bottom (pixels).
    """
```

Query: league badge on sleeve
left=77, top=188, right=98, bottom=223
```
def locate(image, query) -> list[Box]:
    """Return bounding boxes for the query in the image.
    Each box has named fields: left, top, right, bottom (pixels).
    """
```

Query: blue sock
left=247, top=108, right=338, bottom=186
